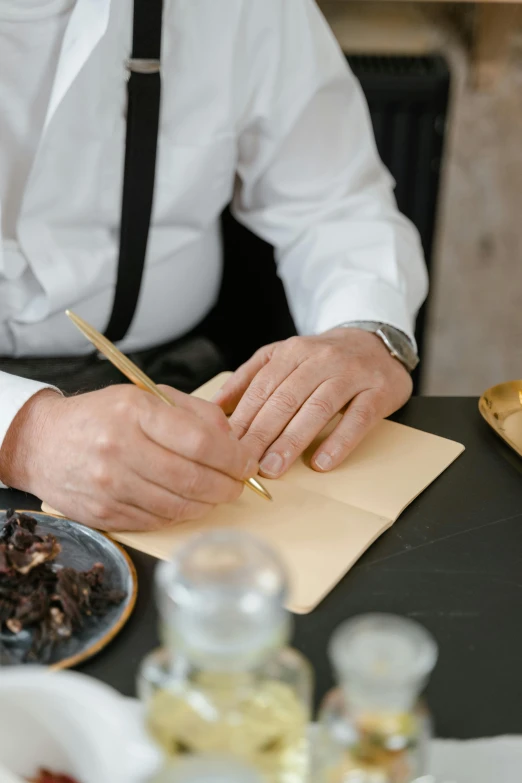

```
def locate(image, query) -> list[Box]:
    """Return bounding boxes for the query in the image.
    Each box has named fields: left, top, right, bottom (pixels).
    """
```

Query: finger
left=157, top=385, right=231, bottom=434
left=118, top=474, right=216, bottom=525
left=228, top=351, right=303, bottom=440
left=138, top=400, right=258, bottom=481
left=40, top=488, right=211, bottom=533
left=212, top=344, right=276, bottom=415
left=258, top=376, right=358, bottom=478
left=311, top=389, right=384, bottom=472
left=130, top=443, right=244, bottom=505
left=92, top=491, right=212, bottom=532
left=239, top=361, right=335, bottom=464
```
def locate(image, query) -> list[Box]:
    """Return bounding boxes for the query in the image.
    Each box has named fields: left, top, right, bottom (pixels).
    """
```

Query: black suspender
left=104, top=0, right=164, bottom=343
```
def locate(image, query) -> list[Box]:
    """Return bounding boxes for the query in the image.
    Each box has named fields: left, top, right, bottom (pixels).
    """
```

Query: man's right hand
left=0, top=385, right=258, bottom=532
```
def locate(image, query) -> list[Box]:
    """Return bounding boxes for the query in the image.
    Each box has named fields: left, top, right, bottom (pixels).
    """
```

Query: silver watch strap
left=337, top=321, right=415, bottom=346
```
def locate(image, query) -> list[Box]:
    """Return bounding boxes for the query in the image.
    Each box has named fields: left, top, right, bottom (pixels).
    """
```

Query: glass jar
left=137, top=529, right=313, bottom=783
left=313, top=614, right=438, bottom=783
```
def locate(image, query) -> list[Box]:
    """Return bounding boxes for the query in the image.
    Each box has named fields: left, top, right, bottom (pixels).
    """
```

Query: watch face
left=378, top=326, right=419, bottom=372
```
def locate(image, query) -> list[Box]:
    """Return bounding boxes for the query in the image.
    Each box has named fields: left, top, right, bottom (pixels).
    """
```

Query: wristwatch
left=338, top=321, right=419, bottom=373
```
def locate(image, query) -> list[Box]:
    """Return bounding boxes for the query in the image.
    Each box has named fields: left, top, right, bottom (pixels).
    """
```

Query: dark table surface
left=2, top=396, right=522, bottom=739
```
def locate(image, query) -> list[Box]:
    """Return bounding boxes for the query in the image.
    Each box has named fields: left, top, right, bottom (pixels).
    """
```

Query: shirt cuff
left=0, top=372, right=60, bottom=489
left=312, top=278, right=418, bottom=351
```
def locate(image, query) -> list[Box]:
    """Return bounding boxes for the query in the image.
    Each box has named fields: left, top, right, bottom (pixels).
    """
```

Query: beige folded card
left=43, top=373, right=464, bottom=614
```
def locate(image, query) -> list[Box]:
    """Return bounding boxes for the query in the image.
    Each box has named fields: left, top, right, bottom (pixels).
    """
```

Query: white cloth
left=0, top=0, right=428, bottom=456
left=430, top=736, right=522, bottom=783
left=0, top=0, right=74, bottom=240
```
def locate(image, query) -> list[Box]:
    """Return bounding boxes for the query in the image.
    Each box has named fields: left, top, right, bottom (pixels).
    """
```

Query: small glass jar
left=313, top=614, right=438, bottom=783
left=137, top=529, right=313, bottom=783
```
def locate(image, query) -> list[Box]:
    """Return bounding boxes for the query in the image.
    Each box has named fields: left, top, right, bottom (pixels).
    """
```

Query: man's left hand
left=213, top=328, right=413, bottom=478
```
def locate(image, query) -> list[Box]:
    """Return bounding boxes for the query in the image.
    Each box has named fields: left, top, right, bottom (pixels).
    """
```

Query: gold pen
left=65, top=310, right=272, bottom=501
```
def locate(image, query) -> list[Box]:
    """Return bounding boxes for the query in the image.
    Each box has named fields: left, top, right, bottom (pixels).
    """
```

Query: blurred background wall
left=318, top=1, right=522, bottom=396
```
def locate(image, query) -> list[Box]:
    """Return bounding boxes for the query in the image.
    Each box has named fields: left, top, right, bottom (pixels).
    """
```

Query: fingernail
left=314, top=453, right=332, bottom=472
left=260, top=452, right=284, bottom=478
left=212, top=390, right=225, bottom=404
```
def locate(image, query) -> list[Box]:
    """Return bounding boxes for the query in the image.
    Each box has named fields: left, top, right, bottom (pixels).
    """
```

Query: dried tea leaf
left=0, top=512, right=125, bottom=661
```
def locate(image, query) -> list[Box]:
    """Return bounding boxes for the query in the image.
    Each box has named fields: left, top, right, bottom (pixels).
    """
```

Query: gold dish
left=479, top=380, right=522, bottom=458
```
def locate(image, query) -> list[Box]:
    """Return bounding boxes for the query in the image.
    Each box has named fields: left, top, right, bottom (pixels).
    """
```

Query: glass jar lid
left=329, top=614, right=438, bottom=710
left=156, top=529, right=290, bottom=669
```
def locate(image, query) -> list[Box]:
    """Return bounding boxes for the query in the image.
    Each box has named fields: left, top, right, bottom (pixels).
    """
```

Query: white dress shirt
left=0, top=0, right=75, bottom=240
left=0, top=0, right=428, bottom=456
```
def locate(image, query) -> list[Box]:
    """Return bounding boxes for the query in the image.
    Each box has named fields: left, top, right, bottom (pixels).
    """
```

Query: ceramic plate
left=0, top=510, right=137, bottom=669
left=479, top=380, right=522, bottom=458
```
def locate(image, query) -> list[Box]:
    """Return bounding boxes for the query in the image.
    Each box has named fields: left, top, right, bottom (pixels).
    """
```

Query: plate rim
left=0, top=509, right=138, bottom=671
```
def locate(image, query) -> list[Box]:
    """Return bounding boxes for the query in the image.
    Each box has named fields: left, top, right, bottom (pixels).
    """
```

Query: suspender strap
left=104, top=0, right=163, bottom=342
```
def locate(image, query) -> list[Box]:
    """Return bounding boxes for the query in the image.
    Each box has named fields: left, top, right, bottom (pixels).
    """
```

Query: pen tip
left=247, top=476, right=273, bottom=501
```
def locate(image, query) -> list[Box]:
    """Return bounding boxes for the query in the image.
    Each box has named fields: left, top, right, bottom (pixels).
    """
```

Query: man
left=0, top=0, right=427, bottom=531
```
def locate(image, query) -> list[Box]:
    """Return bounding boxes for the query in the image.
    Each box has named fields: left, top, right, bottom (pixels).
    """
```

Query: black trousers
left=0, top=333, right=226, bottom=396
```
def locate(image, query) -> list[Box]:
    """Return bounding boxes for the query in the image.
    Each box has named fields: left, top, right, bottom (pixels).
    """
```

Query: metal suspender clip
left=126, top=58, right=161, bottom=74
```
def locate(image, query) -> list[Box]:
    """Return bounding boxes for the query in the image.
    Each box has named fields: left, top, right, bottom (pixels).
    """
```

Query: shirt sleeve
left=232, top=0, right=428, bottom=346
left=0, top=372, right=57, bottom=488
